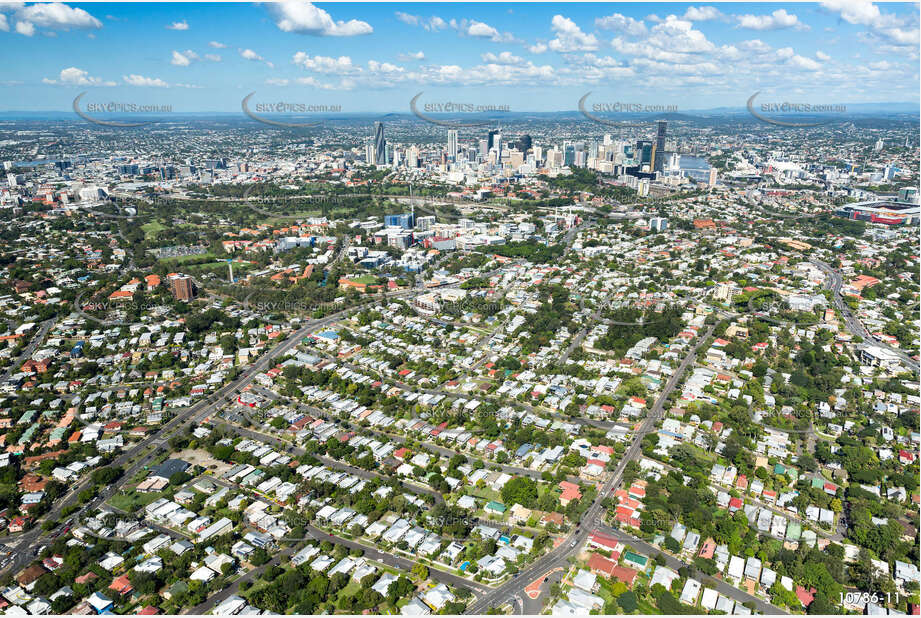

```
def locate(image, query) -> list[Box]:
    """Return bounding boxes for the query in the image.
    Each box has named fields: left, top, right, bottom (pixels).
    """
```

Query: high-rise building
left=447, top=129, right=458, bottom=157
left=708, top=167, right=718, bottom=188
left=373, top=122, right=387, bottom=166
left=171, top=275, right=196, bottom=301
left=517, top=134, right=532, bottom=152
left=487, top=129, right=499, bottom=151
left=651, top=120, right=667, bottom=173
left=650, top=217, right=668, bottom=232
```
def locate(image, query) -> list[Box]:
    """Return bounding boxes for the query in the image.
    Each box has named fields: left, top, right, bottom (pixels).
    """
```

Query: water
left=678, top=155, right=711, bottom=182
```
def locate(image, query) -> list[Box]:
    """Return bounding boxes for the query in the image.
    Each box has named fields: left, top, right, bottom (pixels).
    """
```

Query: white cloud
left=395, top=12, right=448, bottom=31
left=789, top=55, right=821, bottom=70
left=270, top=0, right=372, bottom=36
left=265, top=78, right=289, bottom=86
left=123, top=74, right=169, bottom=87
left=397, top=51, right=425, bottom=61
left=171, top=50, right=192, bottom=66
left=0, top=14, right=7, bottom=32
left=394, top=11, right=418, bottom=26
left=43, top=66, right=115, bottom=86
left=15, top=3, right=101, bottom=32
left=683, top=6, right=724, bottom=22
left=528, top=42, right=548, bottom=54
left=240, top=48, right=273, bottom=67
left=737, top=9, right=808, bottom=31
left=296, top=76, right=355, bottom=90
left=204, top=53, right=221, bottom=62
left=165, top=20, right=188, bottom=30
left=594, top=13, right=646, bottom=35
left=208, top=40, right=226, bottom=48
left=548, top=15, right=598, bottom=52
left=367, top=60, right=404, bottom=73
left=292, top=52, right=355, bottom=73
left=481, top=51, right=524, bottom=65
left=466, top=20, right=499, bottom=39
left=461, top=19, right=516, bottom=42
left=15, top=19, right=32, bottom=35
left=816, top=50, right=831, bottom=60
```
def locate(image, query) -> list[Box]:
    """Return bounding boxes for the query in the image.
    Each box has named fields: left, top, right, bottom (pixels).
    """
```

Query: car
left=543, top=577, right=549, bottom=583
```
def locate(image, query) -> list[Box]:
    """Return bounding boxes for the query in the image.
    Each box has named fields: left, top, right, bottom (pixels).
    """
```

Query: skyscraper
left=517, top=134, right=532, bottom=152
left=487, top=129, right=499, bottom=151
left=373, top=121, right=386, bottom=166
left=447, top=129, right=458, bottom=157
left=651, top=120, right=667, bottom=173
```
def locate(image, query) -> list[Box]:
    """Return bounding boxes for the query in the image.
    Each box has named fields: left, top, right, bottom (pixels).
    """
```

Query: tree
left=500, top=477, right=538, bottom=509
left=618, top=590, right=638, bottom=613
left=411, top=563, right=429, bottom=580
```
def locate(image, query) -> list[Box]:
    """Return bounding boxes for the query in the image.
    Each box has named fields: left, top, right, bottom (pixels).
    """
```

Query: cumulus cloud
left=737, top=9, right=808, bottom=31
left=240, top=48, right=273, bottom=67
left=270, top=0, right=372, bottom=36
left=12, top=2, right=101, bottom=37
left=171, top=50, right=194, bottom=66
left=548, top=15, right=598, bottom=52
left=594, top=13, right=646, bottom=35
left=481, top=51, right=524, bottom=65
left=821, top=0, right=919, bottom=49
left=816, top=50, right=831, bottom=60
left=165, top=20, right=188, bottom=30
left=396, top=51, right=425, bottom=61
left=292, top=52, right=355, bottom=73
left=528, top=42, right=548, bottom=54
left=683, top=6, right=724, bottom=22
left=43, top=66, right=115, bottom=86
left=208, top=40, right=226, bottom=48
left=123, top=74, right=169, bottom=87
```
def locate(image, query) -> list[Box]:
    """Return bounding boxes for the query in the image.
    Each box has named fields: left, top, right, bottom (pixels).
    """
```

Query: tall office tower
left=636, top=140, right=653, bottom=168
left=651, top=120, right=667, bottom=173
left=708, top=167, right=718, bottom=188
left=478, top=139, right=488, bottom=156
left=533, top=146, right=543, bottom=164
left=603, top=134, right=613, bottom=146
left=373, top=121, right=387, bottom=166
left=487, top=129, right=499, bottom=151
left=447, top=129, right=458, bottom=157
left=517, top=134, right=532, bottom=152
left=874, top=138, right=884, bottom=151
left=564, top=144, right=575, bottom=166
left=366, top=141, right=375, bottom=165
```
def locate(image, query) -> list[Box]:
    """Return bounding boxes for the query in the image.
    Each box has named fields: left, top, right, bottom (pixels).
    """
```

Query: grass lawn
left=159, top=251, right=218, bottom=264
left=108, top=489, right=165, bottom=512
left=345, top=274, right=379, bottom=285
left=141, top=221, right=166, bottom=239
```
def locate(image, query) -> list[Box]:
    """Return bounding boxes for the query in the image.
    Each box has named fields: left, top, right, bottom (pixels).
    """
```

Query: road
left=1, top=318, right=56, bottom=383
left=595, top=523, right=787, bottom=615
left=810, top=258, right=918, bottom=373
left=465, top=323, right=715, bottom=614
left=0, top=302, right=394, bottom=577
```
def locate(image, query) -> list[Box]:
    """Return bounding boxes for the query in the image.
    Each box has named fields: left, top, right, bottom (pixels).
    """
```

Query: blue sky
left=2, top=1, right=919, bottom=112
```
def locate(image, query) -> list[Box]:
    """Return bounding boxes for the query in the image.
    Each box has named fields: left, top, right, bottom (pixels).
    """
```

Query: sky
left=1, top=1, right=919, bottom=113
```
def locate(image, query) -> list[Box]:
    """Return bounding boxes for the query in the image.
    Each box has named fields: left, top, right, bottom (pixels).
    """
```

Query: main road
left=0, top=292, right=420, bottom=576
left=465, top=323, right=716, bottom=614
left=810, top=258, right=918, bottom=373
